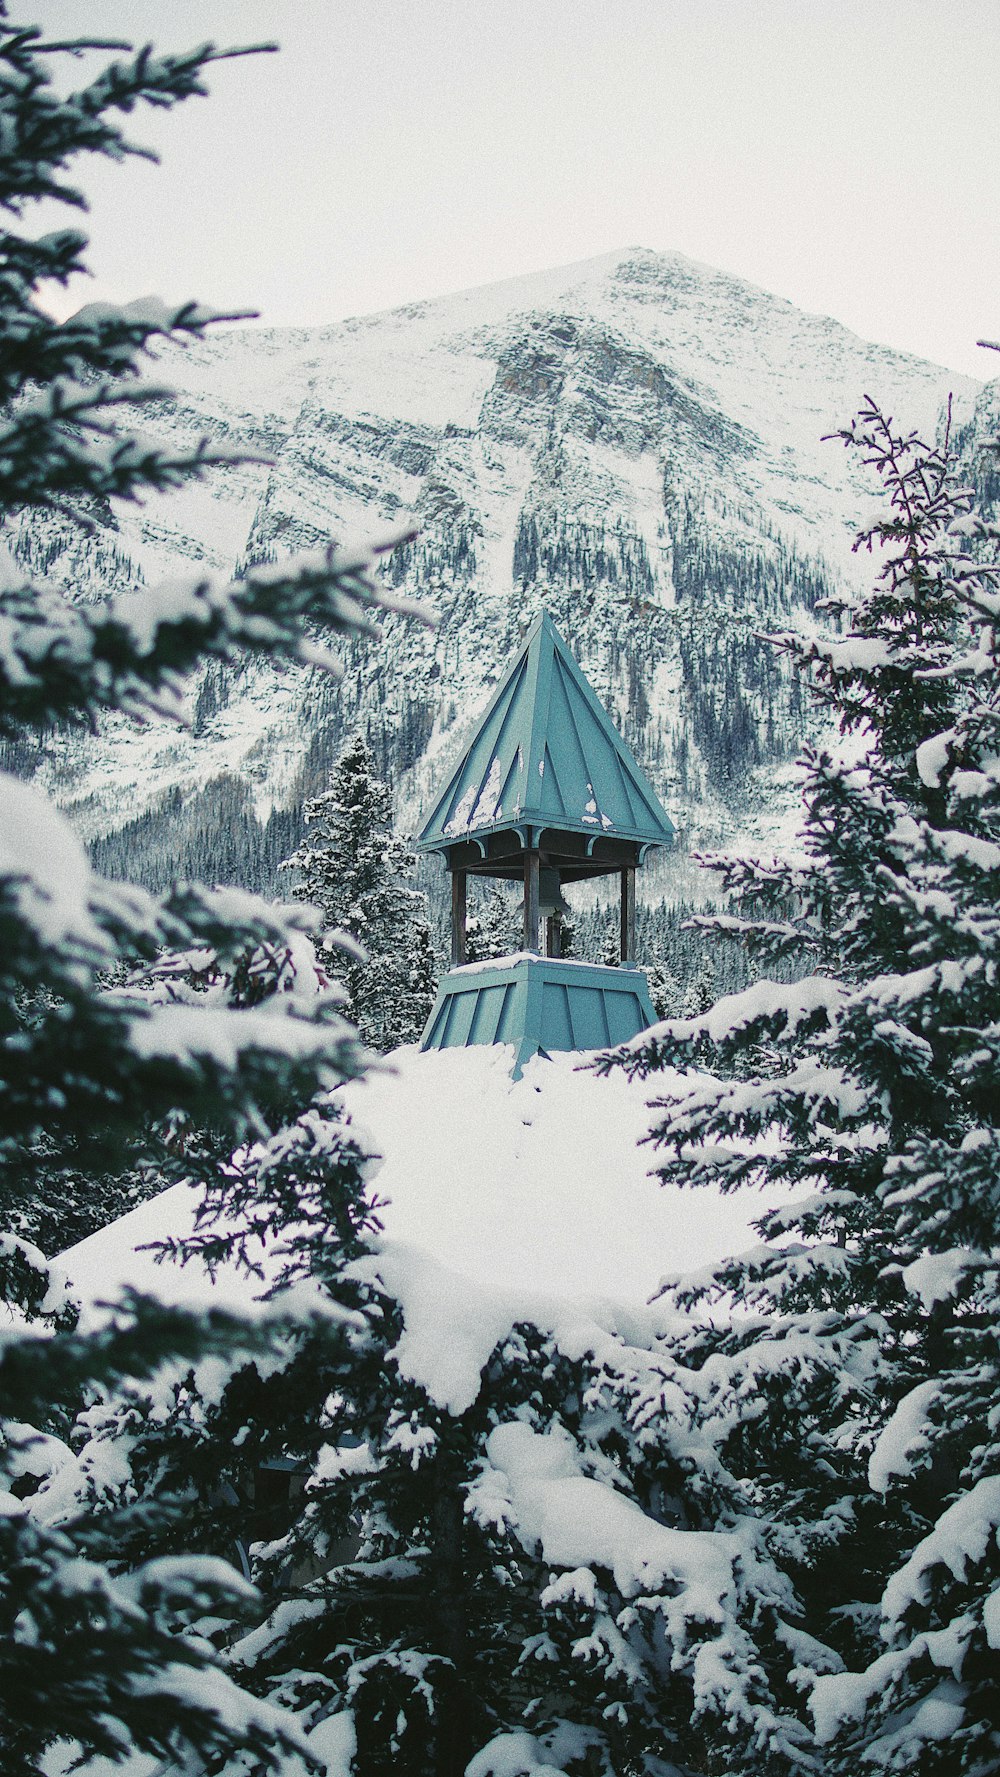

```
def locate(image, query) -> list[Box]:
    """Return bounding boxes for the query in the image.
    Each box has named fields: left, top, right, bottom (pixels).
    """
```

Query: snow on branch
left=656, top=1240, right=859, bottom=1314
left=0, top=28, right=275, bottom=215
left=613, top=975, right=847, bottom=1076
left=0, top=526, right=424, bottom=728
left=0, top=771, right=104, bottom=959
left=478, top=1418, right=737, bottom=1604
left=120, top=997, right=354, bottom=1071
left=0, top=292, right=249, bottom=412
left=0, top=373, right=258, bottom=518
left=867, top=1380, right=942, bottom=1495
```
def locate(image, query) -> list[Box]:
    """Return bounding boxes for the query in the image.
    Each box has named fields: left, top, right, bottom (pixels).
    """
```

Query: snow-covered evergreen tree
left=83, top=1131, right=827, bottom=1777
left=601, top=917, right=622, bottom=969
left=678, top=950, right=716, bottom=1016
left=0, top=15, right=417, bottom=1771
left=10, top=17, right=995, bottom=1773
left=286, top=734, right=437, bottom=1050
left=465, top=881, right=522, bottom=962
left=644, top=953, right=682, bottom=1019
left=611, top=398, right=1000, bottom=1772
left=58, top=839, right=824, bottom=1777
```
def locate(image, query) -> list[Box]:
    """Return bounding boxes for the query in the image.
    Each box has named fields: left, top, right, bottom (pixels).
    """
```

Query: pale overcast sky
left=27, top=1, right=1000, bottom=378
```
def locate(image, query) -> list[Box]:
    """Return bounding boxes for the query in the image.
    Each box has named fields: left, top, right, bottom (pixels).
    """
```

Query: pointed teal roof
left=416, top=610, right=674, bottom=854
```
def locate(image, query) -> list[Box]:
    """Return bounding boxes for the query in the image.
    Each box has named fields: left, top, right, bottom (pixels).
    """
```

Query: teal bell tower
left=415, top=610, right=675, bottom=1074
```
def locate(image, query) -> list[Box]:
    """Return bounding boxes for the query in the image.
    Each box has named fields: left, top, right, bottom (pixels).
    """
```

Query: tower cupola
left=416, top=610, right=674, bottom=1072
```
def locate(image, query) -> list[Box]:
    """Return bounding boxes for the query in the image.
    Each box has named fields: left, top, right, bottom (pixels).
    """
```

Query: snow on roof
left=59, top=1045, right=775, bottom=1412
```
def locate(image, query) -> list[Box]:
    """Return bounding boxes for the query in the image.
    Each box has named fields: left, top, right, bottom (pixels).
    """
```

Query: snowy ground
left=62, top=1042, right=769, bottom=1319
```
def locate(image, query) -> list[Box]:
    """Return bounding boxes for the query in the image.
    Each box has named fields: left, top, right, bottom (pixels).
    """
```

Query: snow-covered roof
left=415, top=610, right=675, bottom=854
left=59, top=1045, right=774, bottom=1411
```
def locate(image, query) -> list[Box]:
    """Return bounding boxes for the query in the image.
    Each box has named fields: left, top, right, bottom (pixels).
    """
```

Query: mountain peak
left=24, top=245, right=980, bottom=898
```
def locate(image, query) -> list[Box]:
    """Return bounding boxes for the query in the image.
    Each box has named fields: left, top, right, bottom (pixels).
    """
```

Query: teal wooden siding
left=421, top=956, right=656, bottom=1077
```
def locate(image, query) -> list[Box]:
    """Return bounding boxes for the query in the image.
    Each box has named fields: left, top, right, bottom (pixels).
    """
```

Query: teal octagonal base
left=420, top=953, right=656, bottom=1077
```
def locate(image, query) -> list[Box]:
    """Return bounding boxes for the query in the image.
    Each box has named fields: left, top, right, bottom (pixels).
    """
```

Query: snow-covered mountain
left=13, top=246, right=980, bottom=898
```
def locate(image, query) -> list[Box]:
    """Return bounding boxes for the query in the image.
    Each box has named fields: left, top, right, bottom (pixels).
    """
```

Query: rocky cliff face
left=9, top=247, right=979, bottom=901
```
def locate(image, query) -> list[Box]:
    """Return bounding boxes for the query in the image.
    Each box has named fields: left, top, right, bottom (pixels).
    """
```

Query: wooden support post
left=620, top=866, right=636, bottom=966
left=524, top=850, right=540, bottom=954
left=451, top=869, right=467, bottom=967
